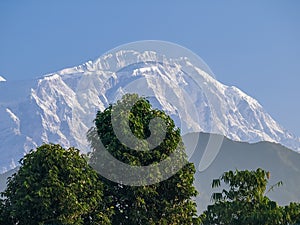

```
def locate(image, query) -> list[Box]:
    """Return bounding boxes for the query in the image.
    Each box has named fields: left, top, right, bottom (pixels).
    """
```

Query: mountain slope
left=0, top=50, right=299, bottom=171
left=183, top=132, right=300, bottom=212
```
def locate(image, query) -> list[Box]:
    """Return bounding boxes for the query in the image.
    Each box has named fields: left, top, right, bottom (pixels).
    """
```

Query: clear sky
left=0, top=1, right=299, bottom=136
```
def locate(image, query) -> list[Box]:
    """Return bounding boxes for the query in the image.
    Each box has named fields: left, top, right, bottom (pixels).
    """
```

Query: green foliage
left=284, top=202, right=300, bottom=224
left=1, top=144, right=112, bottom=225
left=0, top=198, right=12, bottom=225
left=201, top=168, right=300, bottom=225
left=88, top=93, right=200, bottom=224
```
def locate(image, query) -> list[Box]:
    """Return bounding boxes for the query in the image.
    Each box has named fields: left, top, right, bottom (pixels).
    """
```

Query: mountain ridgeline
left=0, top=49, right=299, bottom=172
left=183, top=132, right=300, bottom=212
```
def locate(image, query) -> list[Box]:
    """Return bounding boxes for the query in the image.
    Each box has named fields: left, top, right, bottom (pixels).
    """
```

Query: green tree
left=0, top=198, right=12, bottom=225
left=88, top=93, right=200, bottom=224
left=201, top=168, right=300, bottom=225
left=1, top=144, right=112, bottom=225
left=283, top=202, right=300, bottom=225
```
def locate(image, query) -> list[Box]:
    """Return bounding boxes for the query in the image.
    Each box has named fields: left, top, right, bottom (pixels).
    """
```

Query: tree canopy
left=201, top=168, right=300, bottom=225
left=1, top=144, right=112, bottom=225
left=88, top=93, right=200, bottom=224
left=2, top=93, right=299, bottom=225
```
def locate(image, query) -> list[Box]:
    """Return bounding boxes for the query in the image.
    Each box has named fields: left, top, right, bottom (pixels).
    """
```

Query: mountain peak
left=0, top=76, right=6, bottom=82
left=0, top=49, right=299, bottom=172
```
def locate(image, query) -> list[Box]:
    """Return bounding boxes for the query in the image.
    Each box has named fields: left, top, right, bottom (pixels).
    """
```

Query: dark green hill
left=183, top=132, right=300, bottom=212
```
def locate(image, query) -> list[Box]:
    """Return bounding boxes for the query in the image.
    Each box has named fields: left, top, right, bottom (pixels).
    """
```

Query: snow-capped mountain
left=0, top=76, right=6, bottom=82
left=0, top=50, right=299, bottom=172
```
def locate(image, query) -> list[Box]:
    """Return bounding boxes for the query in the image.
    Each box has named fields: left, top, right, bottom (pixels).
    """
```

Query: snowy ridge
left=0, top=76, right=6, bottom=82
left=0, top=50, right=299, bottom=172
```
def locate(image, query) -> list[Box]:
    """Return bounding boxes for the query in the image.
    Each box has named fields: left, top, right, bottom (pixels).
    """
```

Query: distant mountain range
left=0, top=49, right=300, bottom=172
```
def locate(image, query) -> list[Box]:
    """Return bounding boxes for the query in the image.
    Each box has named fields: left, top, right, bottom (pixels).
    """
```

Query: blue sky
left=0, top=1, right=299, bottom=136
